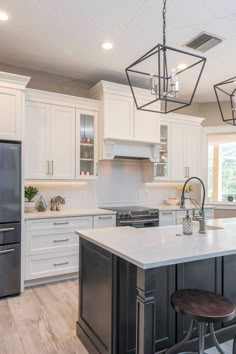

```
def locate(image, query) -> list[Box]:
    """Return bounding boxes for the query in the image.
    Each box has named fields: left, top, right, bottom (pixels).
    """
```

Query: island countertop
left=76, top=221, right=236, bottom=269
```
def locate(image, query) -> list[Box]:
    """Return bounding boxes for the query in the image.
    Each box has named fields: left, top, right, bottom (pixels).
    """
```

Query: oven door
left=118, top=218, right=159, bottom=228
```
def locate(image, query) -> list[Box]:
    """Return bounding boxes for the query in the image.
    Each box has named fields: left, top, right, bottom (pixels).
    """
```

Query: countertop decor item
left=214, top=75, right=236, bottom=125
left=125, top=0, right=206, bottom=114
left=24, top=186, right=39, bottom=213
left=50, top=195, right=66, bottom=211
left=35, top=195, right=47, bottom=212
left=165, top=197, right=179, bottom=206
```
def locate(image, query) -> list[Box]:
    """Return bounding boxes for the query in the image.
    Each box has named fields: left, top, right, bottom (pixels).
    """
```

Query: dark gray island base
left=77, top=238, right=236, bottom=354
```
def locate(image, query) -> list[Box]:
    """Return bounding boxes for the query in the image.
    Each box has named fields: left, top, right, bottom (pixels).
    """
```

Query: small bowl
left=165, top=198, right=179, bottom=206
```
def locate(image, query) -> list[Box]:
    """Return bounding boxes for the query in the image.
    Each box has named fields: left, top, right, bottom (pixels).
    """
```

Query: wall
left=0, top=62, right=93, bottom=97
left=26, top=160, right=201, bottom=211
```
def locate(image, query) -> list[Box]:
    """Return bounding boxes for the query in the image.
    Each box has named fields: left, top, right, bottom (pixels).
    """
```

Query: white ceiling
left=0, top=0, right=236, bottom=102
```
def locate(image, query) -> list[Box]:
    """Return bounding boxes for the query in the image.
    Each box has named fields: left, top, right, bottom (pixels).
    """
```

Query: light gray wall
left=0, top=62, right=229, bottom=127
left=0, top=62, right=94, bottom=97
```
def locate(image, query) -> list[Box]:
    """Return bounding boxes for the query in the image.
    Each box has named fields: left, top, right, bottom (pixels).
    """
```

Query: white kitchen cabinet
left=170, top=123, right=187, bottom=181
left=133, top=99, right=160, bottom=143
left=50, top=105, right=75, bottom=179
left=91, top=82, right=161, bottom=143
left=25, top=213, right=116, bottom=283
left=0, top=73, right=30, bottom=141
left=76, top=109, right=98, bottom=179
left=170, top=120, right=202, bottom=181
left=159, top=211, right=176, bottom=226
left=104, top=93, right=134, bottom=140
left=25, top=102, right=50, bottom=179
left=25, top=101, right=75, bottom=180
left=93, top=214, right=116, bottom=228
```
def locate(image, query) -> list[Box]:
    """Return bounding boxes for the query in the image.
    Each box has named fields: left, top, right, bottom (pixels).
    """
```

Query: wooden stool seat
left=171, top=289, right=235, bottom=323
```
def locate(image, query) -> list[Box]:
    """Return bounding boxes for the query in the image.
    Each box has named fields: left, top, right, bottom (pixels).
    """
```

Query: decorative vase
left=24, top=201, right=35, bottom=213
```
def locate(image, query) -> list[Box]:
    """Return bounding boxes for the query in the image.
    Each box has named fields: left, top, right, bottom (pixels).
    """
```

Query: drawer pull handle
left=98, top=216, right=113, bottom=220
left=162, top=212, right=173, bottom=215
left=53, top=261, right=69, bottom=267
left=0, top=248, right=14, bottom=255
left=53, top=222, right=69, bottom=225
left=0, top=227, right=15, bottom=232
left=53, top=238, right=69, bottom=243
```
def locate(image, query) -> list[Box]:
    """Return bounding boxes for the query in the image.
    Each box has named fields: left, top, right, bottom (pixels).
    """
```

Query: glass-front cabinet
left=154, top=122, right=170, bottom=180
left=76, top=109, right=98, bottom=179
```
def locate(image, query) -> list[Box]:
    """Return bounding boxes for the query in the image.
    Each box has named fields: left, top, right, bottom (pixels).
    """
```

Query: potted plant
left=24, top=186, right=39, bottom=213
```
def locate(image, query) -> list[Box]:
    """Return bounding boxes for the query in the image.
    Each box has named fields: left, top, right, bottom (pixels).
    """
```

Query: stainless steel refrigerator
left=0, top=141, right=21, bottom=297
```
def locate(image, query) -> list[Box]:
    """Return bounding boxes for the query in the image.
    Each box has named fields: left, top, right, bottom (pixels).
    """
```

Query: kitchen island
left=76, top=220, right=236, bottom=354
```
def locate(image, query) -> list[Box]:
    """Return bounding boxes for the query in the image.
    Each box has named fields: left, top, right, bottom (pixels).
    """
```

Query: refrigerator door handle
left=0, top=227, right=15, bottom=232
left=0, top=248, right=14, bottom=255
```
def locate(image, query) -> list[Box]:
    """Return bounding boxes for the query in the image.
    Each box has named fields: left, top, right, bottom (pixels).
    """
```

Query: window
left=208, top=134, right=236, bottom=203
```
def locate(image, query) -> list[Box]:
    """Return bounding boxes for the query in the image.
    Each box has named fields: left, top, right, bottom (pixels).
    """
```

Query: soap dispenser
left=182, top=210, right=193, bottom=235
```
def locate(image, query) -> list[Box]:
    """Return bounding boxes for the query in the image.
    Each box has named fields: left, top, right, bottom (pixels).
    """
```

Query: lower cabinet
left=118, top=259, right=176, bottom=353
left=222, top=255, right=236, bottom=327
left=159, top=211, right=176, bottom=226
left=25, top=214, right=116, bottom=282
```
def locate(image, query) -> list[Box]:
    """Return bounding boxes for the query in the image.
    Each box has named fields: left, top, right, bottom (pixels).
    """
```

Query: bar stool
left=166, top=289, right=236, bottom=354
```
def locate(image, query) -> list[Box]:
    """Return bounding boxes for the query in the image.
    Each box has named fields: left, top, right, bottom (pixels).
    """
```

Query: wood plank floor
left=0, top=279, right=88, bottom=354
left=0, top=279, right=232, bottom=354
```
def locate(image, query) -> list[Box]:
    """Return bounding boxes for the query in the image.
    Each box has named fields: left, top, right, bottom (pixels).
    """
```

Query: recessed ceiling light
left=101, top=41, right=113, bottom=50
left=177, top=63, right=187, bottom=70
left=0, top=11, right=9, bottom=21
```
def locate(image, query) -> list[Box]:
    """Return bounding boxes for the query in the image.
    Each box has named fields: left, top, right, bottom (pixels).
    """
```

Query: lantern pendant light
left=125, top=0, right=207, bottom=114
left=214, top=76, right=236, bottom=125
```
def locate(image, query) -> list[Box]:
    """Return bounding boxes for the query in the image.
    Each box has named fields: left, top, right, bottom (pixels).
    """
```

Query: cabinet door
left=222, top=255, right=236, bottom=327
left=50, top=105, right=75, bottom=179
left=185, top=125, right=201, bottom=178
left=104, top=94, right=133, bottom=140
left=76, top=109, right=98, bottom=179
left=25, top=101, right=50, bottom=179
left=159, top=211, right=176, bottom=226
left=170, top=123, right=187, bottom=181
left=133, top=100, right=160, bottom=143
left=155, top=122, right=170, bottom=180
left=0, top=88, right=22, bottom=141
left=118, top=260, right=176, bottom=353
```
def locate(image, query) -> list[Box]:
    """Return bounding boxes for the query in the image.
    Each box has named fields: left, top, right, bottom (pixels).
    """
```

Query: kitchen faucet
left=180, top=177, right=206, bottom=234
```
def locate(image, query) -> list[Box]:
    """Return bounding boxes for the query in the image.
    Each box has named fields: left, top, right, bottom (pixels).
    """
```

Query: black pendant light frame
left=214, top=76, right=236, bottom=126
left=125, top=0, right=207, bottom=114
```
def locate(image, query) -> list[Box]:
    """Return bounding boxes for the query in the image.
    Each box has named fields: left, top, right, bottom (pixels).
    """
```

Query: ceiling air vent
left=184, top=32, right=222, bottom=52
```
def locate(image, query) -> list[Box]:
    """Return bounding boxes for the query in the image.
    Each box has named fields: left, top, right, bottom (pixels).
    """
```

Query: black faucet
left=180, top=176, right=206, bottom=234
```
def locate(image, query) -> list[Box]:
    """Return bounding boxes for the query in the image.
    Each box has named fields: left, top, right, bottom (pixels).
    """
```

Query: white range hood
left=90, top=81, right=161, bottom=162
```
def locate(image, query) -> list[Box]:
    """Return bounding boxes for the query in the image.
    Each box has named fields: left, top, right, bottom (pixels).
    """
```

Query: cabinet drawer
left=93, top=214, right=116, bottom=228
left=26, top=216, right=93, bottom=231
left=159, top=211, right=176, bottom=226
left=25, top=250, right=79, bottom=280
left=26, top=229, right=79, bottom=256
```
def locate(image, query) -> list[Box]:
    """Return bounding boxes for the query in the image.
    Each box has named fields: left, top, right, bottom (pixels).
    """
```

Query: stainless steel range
left=102, top=206, right=159, bottom=228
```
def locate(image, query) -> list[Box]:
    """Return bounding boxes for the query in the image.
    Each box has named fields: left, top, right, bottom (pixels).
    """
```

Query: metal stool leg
left=166, top=320, right=195, bottom=354
left=198, top=322, right=205, bottom=354
left=233, top=335, right=236, bottom=354
left=209, top=323, right=224, bottom=354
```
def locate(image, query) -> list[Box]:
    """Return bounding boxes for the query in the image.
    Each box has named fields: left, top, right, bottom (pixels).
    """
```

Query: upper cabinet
left=143, top=114, right=204, bottom=183
left=0, top=72, right=30, bottom=141
left=24, top=90, right=98, bottom=180
left=76, top=109, right=98, bottom=179
left=25, top=102, right=75, bottom=180
left=90, top=81, right=161, bottom=161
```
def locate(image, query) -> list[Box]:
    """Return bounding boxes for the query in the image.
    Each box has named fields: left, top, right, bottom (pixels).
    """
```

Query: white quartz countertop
left=24, top=208, right=116, bottom=220
left=149, top=205, right=214, bottom=211
left=76, top=221, right=236, bottom=269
